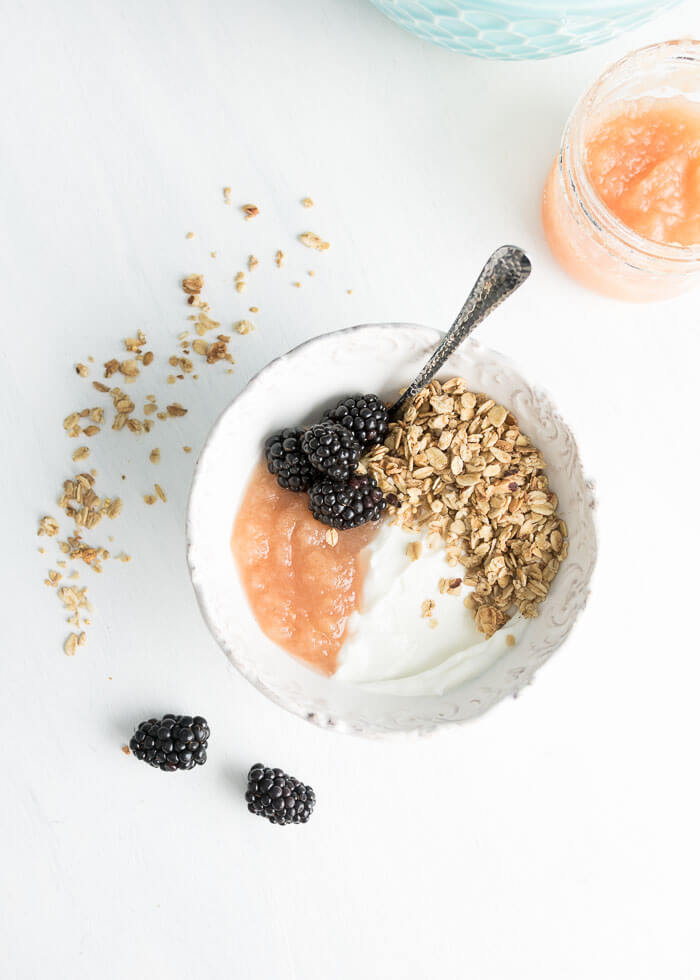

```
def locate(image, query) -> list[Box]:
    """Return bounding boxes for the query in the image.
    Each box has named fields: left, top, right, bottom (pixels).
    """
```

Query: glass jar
left=542, top=40, right=700, bottom=302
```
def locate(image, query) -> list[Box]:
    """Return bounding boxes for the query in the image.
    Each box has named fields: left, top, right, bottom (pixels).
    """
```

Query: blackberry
left=264, top=427, right=316, bottom=492
left=323, top=393, right=389, bottom=449
left=245, top=763, right=316, bottom=825
left=308, top=473, right=386, bottom=529
left=129, top=714, right=210, bottom=772
left=301, top=422, right=361, bottom=483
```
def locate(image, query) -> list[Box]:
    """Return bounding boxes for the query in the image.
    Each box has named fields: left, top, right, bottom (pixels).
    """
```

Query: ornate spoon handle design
left=389, top=245, right=531, bottom=419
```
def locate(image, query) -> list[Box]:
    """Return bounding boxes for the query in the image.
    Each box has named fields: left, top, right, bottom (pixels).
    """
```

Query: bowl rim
left=186, top=321, right=598, bottom=737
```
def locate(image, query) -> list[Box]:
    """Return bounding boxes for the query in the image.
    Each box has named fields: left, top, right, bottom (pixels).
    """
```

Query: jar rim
left=564, top=39, right=700, bottom=266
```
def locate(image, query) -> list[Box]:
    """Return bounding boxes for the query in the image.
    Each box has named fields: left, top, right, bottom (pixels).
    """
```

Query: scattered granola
left=109, top=359, right=139, bottom=386
left=64, top=633, right=78, bottom=657
left=363, top=378, right=568, bottom=638
left=56, top=471, right=122, bottom=533
left=182, top=274, right=204, bottom=296
left=206, top=339, right=230, bottom=363
left=44, top=186, right=340, bottom=656
left=193, top=312, right=220, bottom=336
left=325, top=528, right=339, bottom=547
left=38, top=516, right=59, bottom=537
left=58, top=582, right=88, bottom=617
left=299, top=232, right=330, bottom=251
left=124, top=332, right=147, bottom=353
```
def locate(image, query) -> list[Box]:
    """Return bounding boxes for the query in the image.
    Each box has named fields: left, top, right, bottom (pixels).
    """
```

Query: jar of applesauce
left=542, top=40, right=700, bottom=302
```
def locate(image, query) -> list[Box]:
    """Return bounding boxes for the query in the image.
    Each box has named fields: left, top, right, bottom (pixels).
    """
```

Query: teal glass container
left=368, top=0, right=680, bottom=60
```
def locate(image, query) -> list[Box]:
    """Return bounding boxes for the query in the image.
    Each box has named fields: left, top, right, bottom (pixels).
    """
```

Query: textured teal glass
left=368, top=0, right=680, bottom=60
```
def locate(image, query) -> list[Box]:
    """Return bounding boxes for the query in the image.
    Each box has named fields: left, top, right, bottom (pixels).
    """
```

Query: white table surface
left=3, top=2, right=699, bottom=977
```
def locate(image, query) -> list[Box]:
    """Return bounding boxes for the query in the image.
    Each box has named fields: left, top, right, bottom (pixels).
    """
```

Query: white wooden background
left=2, top=1, right=698, bottom=977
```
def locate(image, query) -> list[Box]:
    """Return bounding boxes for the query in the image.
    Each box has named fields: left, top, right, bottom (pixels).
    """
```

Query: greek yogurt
left=334, top=522, right=527, bottom=696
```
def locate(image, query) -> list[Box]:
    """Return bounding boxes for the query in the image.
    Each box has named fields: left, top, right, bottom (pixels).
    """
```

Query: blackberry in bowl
left=322, top=393, right=389, bottom=449
left=309, top=474, right=386, bottom=529
left=301, top=422, right=361, bottom=483
left=264, top=427, right=315, bottom=492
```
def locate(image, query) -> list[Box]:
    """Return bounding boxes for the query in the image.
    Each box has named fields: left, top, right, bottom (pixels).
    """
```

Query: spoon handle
left=389, top=245, right=531, bottom=419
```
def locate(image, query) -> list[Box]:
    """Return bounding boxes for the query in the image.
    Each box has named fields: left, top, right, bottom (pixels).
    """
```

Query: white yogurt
left=334, top=522, right=527, bottom=696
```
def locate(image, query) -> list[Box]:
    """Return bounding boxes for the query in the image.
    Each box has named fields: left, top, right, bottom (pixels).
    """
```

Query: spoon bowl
left=186, top=322, right=597, bottom=737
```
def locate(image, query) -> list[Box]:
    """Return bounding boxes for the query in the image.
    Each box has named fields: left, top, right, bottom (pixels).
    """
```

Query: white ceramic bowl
left=187, top=323, right=597, bottom=736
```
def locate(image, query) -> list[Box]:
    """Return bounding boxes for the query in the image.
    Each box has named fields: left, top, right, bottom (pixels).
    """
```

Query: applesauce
left=543, top=41, right=700, bottom=301
left=231, top=464, right=378, bottom=675
left=585, top=97, right=700, bottom=247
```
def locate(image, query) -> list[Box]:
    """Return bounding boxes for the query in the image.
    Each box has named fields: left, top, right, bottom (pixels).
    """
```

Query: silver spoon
left=389, top=245, right=531, bottom=419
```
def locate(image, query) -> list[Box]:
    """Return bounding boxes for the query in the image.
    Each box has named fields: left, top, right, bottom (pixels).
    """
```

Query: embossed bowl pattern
left=368, top=0, right=679, bottom=60
left=187, top=323, right=598, bottom=736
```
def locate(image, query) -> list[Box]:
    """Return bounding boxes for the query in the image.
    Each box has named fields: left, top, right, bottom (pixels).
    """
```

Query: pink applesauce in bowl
left=232, top=463, right=378, bottom=676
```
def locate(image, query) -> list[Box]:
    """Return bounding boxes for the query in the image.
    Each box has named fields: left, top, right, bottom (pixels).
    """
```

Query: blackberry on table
left=323, top=393, right=389, bottom=449
left=264, top=427, right=316, bottom=492
left=308, top=473, right=386, bottom=529
left=245, top=763, right=316, bottom=825
left=129, top=714, right=210, bottom=772
left=301, top=422, right=361, bottom=483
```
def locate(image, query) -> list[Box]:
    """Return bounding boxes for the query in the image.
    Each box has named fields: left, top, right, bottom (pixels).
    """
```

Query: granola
left=363, top=378, right=568, bottom=638
left=43, top=186, right=339, bottom=656
left=299, top=232, right=330, bottom=252
left=182, top=274, right=204, bottom=296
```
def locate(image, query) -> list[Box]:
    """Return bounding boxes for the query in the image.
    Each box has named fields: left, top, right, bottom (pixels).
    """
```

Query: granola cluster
left=362, top=378, right=568, bottom=638
left=41, top=188, right=339, bottom=656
